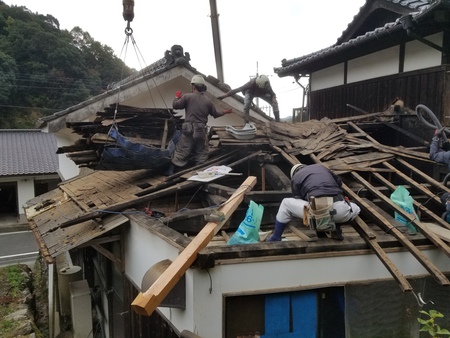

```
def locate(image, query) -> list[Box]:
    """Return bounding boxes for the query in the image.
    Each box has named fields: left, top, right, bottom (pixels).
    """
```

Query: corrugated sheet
left=0, top=129, right=58, bottom=176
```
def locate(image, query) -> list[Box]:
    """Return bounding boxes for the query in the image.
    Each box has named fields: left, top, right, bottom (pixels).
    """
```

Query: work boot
left=331, top=226, right=344, bottom=241
left=316, top=231, right=328, bottom=238
left=266, top=221, right=287, bottom=242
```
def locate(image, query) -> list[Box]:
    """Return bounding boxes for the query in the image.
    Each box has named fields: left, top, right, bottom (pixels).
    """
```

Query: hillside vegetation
left=0, top=1, right=134, bottom=128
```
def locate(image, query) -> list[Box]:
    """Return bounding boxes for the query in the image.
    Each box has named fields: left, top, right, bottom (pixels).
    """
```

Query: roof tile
left=0, top=130, right=58, bottom=176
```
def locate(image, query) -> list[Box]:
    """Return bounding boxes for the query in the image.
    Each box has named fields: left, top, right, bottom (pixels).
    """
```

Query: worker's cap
left=290, top=163, right=306, bottom=178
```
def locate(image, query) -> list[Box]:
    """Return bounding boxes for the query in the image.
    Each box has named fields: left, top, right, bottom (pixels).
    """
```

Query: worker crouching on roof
left=267, top=163, right=361, bottom=242
left=217, top=74, right=280, bottom=122
left=165, top=75, right=232, bottom=176
left=429, top=128, right=450, bottom=169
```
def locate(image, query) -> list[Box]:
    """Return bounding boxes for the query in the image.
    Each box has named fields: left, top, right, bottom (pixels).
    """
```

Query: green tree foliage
left=0, top=2, right=134, bottom=128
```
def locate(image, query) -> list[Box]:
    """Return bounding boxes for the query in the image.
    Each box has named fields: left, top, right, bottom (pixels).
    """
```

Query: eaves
left=275, top=0, right=449, bottom=77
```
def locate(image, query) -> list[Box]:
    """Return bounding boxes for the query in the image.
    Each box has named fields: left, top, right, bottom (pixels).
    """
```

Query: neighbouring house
left=275, top=0, right=450, bottom=145
left=0, top=129, right=60, bottom=223
left=38, top=44, right=272, bottom=181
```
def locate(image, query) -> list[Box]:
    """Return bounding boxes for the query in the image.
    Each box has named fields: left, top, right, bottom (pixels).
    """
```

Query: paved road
left=0, top=230, right=39, bottom=267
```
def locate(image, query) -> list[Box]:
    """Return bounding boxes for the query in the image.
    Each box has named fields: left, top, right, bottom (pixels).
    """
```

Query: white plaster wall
left=347, top=46, right=399, bottom=83
left=54, top=134, right=80, bottom=181
left=17, top=178, right=34, bottom=216
left=189, top=249, right=449, bottom=337
left=404, top=32, right=443, bottom=72
left=124, top=221, right=195, bottom=330
left=121, top=77, right=246, bottom=127
left=311, top=63, right=345, bottom=91
left=125, top=220, right=450, bottom=337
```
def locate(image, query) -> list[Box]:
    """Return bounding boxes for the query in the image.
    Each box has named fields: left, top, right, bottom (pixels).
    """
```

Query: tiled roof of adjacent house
left=0, top=129, right=58, bottom=176
left=275, top=0, right=439, bottom=77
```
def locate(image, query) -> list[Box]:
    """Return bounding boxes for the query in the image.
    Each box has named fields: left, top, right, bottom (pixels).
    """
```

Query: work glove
left=224, top=109, right=232, bottom=114
left=175, top=91, right=182, bottom=99
left=216, top=95, right=225, bottom=100
left=435, top=128, right=444, bottom=137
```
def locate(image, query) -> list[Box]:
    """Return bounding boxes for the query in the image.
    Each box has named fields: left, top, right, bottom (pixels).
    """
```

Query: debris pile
left=56, top=104, right=183, bottom=169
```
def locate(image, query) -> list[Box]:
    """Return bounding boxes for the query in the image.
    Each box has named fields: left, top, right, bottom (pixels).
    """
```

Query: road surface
left=0, top=230, right=39, bottom=267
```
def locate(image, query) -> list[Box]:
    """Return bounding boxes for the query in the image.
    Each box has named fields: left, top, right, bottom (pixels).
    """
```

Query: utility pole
left=209, top=0, right=224, bottom=82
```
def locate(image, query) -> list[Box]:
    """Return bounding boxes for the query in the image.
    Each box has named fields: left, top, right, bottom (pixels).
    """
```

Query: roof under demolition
left=24, top=102, right=450, bottom=295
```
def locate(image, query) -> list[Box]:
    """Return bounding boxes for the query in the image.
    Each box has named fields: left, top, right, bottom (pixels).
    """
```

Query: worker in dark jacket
left=216, top=74, right=280, bottom=122
left=165, top=75, right=232, bottom=175
left=267, top=163, right=360, bottom=241
left=429, top=128, right=450, bottom=170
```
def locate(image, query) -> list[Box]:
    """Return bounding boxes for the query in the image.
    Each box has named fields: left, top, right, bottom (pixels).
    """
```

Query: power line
left=0, top=104, right=59, bottom=111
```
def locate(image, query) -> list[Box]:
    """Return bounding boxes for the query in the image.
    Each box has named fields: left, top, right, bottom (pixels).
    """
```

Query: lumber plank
left=351, top=217, right=412, bottom=292
left=131, top=176, right=257, bottom=316
left=395, top=158, right=450, bottom=193
left=288, top=225, right=316, bottom=242
left=351, top=171, right=450, bottom=259
left=422, top=223, right=450, bottom=242
left=346, top=182, right=450, bottom=285
left=310, top=153, right=450, bottom=286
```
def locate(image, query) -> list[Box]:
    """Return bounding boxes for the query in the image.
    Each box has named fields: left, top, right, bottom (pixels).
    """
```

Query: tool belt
left=303, top=196, right=337, bottom=232
left=182, top=122, right=207, bottom=141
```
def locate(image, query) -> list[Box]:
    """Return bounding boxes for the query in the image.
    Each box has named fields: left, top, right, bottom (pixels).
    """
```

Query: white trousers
left=276, top=197, right=361, bottom=224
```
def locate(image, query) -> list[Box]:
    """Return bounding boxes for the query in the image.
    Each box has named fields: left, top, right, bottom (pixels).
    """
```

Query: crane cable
left=109, top=0, right=173, bottom=134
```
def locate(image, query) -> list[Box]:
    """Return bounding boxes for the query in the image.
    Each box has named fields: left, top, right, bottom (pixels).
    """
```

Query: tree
left=0, top=3, right=134, bottom=128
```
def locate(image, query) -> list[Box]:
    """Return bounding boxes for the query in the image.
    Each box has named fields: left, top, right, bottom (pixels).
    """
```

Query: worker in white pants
left=267, top=163, right=361, bottom=241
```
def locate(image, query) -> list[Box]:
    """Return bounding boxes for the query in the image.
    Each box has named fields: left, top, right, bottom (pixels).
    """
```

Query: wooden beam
left=373, top=170, right=450, bottom=231
left=310, top=153, right=450, bottom=286
left=395, top=158, right=450, bottom=193
left=92, top=244, right=122, bottom=268
left=288, top=225, right=316, bottom=242
left=131, top=176, right=257, bottom=316
left=348, top=172, right=450, bottom=285
left=381, top=122, right=429, bottom=146
left=351, top=217, right=412, bottom=292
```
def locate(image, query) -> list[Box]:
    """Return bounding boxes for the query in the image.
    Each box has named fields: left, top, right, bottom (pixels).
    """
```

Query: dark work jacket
left=291, top=164, right=342, bottom=200
left=173, top=92, right=224, bottom=124
left=225, top=78, right=276, bottom=99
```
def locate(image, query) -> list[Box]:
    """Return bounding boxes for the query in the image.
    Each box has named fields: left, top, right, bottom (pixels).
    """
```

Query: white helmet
left=290, top=163, right=306, bottom=178
left=256, top=75, right=270, bottom=89
left=191, top=75, right=206, bottom=86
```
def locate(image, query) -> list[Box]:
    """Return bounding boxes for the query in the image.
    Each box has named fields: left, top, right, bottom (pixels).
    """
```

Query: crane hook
left=122, top=0, right=135, bottom=34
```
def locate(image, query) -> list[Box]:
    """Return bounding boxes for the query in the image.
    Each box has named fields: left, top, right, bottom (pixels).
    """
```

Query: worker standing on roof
left=165, top=75, right=232, bottom=176
left=429, top=128, right=450, bottom=169
left=267, top=163, right=361, bottom=242
left=216, top=75, right=280, bottom=122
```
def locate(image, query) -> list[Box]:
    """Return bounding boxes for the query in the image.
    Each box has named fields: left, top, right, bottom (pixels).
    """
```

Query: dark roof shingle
left=0, top=129, right=58, bottom=176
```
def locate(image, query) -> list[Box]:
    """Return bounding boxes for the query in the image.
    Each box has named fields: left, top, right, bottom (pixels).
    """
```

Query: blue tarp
left=95, top=127, right=180, bottom=171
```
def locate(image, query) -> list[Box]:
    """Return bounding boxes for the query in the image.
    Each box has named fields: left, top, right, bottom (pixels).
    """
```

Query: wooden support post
left=161, top=119, right=168, bottom=150
left=131, top=176, right=257, bottom=316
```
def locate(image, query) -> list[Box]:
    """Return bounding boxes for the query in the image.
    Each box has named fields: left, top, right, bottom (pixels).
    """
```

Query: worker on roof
left=429, top=128, right=450, bottom=170
left=216, top=74, right=280, bottom=122
left=165, top=75, right=232, bottom=176
left=267, top=163, right=361, bottom=242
